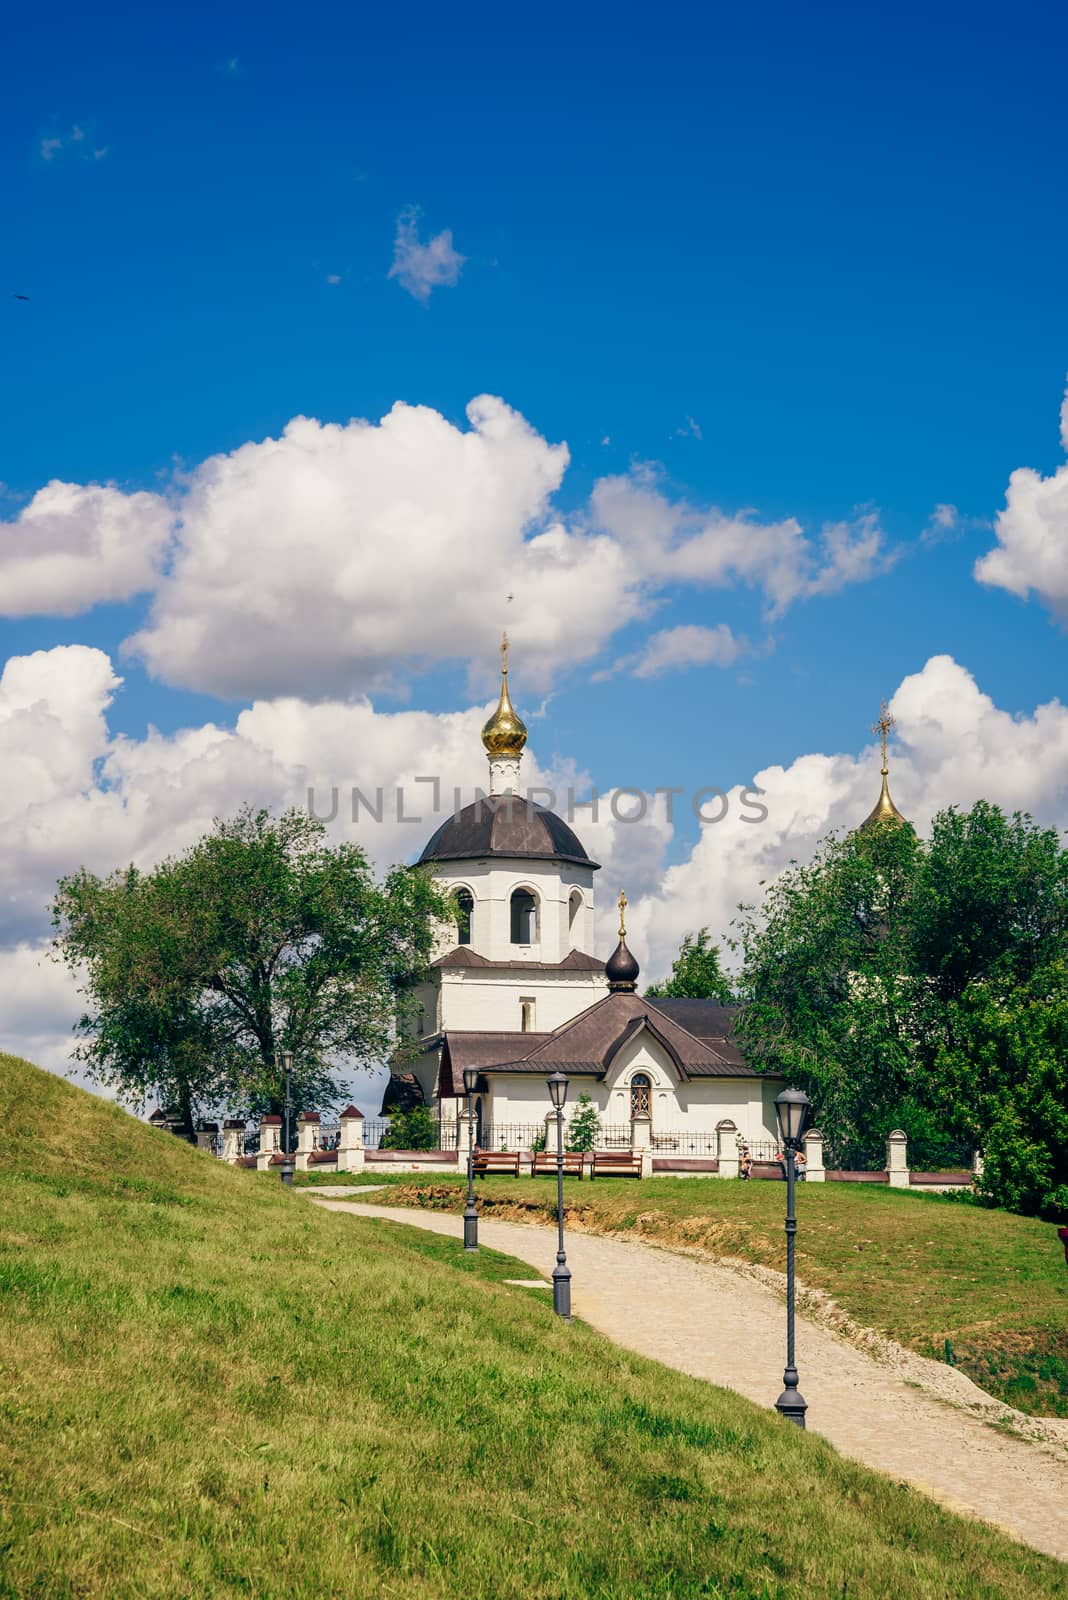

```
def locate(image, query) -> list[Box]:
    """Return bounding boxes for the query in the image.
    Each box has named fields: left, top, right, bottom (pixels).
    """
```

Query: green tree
left=565, top=1093, right=602, bottom=1153
left=735, top=818, right=923, bottom=1166
left=52, top=806, right=449, bottom=1133
left=934, top=963, right=1068, bottom=1220
left=736, top=800, right=1068, bottom=1213
left=646, top=928, right=734, bottom=1002
left=381, top=1106, right=439, bottom=1151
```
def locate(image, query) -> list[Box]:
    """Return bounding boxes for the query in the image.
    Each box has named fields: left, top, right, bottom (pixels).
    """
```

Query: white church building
left=386, top=641, right=784, bottom=1157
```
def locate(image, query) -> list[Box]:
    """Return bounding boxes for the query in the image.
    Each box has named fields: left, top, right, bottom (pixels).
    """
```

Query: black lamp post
left=280, top=1050, right=295, bottom=1187
left=774, top=1086, right=810, bottom=1426
left=463, top=1065, right=479, bottom=1252
left=547, top=1070, right=571, bottom=1321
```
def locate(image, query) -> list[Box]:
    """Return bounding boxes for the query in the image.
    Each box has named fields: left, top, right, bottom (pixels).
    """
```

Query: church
left=385, top=644, right=913, bottom=1157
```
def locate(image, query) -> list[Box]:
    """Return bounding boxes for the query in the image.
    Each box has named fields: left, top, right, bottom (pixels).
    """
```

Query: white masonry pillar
left=886, top=1129, right=909, bottom=1189
left=337, top=1106, right=365, bottom=1173
left=544, top=1109, right=564, bottom=1155
left=802, top=1127, right=825, bottom=1183
left=715, top=1120, right=739, bottom=1180
left=196, top=1122, right=218, bottom=1155
left=221, top=1119, right=245, bottom=1163
left=294, top=1112, right=319, bottom=1173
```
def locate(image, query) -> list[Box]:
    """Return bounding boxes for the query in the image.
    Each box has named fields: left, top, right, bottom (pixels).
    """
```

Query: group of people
left=739, top=1147, right=806, bottom=1181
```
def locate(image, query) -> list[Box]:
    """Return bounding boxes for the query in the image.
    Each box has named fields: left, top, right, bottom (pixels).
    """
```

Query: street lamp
left=547, top=1070, right=571, bottom=1321
left=463, top=1065, right=480, bottom=1252
left=279, top=1050, right=295, bottom=1187
left=774, top=1086, right=810, bottom=1426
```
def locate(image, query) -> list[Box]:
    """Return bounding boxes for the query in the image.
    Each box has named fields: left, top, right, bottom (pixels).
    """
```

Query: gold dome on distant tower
left=481, top=633, right=528, bottom=758
left=861, top=699, right=909, bottom=829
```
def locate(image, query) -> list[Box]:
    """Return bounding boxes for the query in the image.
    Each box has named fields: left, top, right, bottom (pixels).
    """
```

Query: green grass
left=1, top=1058, right=1066, bottom=1598
left=353, top=1170, right=1068, bottom=1418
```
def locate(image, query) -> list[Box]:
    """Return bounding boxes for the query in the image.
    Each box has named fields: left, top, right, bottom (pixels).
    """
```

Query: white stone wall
left=437, top=970, right=606, bottom=1035
left=431, top=858, right=596, bottom=966
left=479, top=1034, right=778, bottom=1144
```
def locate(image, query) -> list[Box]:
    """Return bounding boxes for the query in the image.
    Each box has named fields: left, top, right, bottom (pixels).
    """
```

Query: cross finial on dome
left=861, top=697, right=908, bottom=830
left=871, top=698, right=896, bottom=776
left=618, top=889, right=628, bottom=939
left=481, top=634, right=528, bottom=793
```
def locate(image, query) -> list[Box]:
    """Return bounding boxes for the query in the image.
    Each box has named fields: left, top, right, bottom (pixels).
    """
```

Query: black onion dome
left=418, top=796, right=599, bottom=870
left=605, top=938, right=640, bottom=991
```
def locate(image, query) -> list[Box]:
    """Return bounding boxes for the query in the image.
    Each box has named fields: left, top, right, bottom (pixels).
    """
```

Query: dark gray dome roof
left=605, top=938, right=640, bottom=991
left=418, top=796, right=599, bottom=870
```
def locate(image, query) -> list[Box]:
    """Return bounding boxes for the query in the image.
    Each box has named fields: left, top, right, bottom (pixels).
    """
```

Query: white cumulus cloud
left=388, top=207, right=465, bottom=302
left=974, top=382, right=1068, bottom=618
left=630, top=654, right=1068, bottom=983
left=0, top=481, right=172, bottom=617
left=116, top=396, right=896, bottom=701
left=5, top=645, right=1068, bottom=1095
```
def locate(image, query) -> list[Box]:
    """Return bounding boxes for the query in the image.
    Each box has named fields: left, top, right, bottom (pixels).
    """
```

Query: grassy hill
left=1, top=1056, right=1065, bottom=1599
left=353, top=1171, right=1068, bottom=1418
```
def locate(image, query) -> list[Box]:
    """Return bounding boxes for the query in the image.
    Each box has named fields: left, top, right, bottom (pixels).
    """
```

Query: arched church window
left=568, top=889, right=583, bottom=940
left=630, top=1073, right=651, bottom=1119
left=454, top=888, right=474, bottom=946
left=510, top=888, right=538, bottom=946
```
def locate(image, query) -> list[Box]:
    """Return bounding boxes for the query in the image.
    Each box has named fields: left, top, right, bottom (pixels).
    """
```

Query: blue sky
left=3, top=0, right=1068, bottom=879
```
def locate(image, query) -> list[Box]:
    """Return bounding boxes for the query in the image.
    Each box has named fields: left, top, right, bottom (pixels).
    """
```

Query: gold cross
left=501, top=631, right=509, bottom=674
left=871, top=698, right=896, bottom=773
left=618, top=889, right=628, bottom=940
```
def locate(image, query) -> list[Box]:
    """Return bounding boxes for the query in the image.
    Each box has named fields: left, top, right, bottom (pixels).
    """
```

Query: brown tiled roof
left=435, top=994, right=770, bottom=1087
left=433, top=947, right=604, bottom=972
left=298, top=1111, right=321, bottom=1124
left=339, top=1105, right=364, bottom=1119
left=438, top=1031, right=553, bottom=1096
left=260, top=1114, right=283, bottom=1125
left=308, top=1150, right=338, bottom=1164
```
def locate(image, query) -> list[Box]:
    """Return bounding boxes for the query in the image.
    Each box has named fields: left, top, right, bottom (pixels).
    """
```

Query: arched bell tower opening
left=510, top=887, right=538, bottom=946
left=453, top=887, right=474, bottom=946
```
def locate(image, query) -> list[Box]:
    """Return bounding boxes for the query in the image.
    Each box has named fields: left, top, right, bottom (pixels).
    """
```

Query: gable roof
left=435, top=991, right=770, bottom=1091
left=438, top=1031, right=554, bottom=1096
left=646, top=998, right=743, bottom=1054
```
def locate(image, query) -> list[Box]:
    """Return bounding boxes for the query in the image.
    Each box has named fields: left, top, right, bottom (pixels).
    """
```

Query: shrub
left=566, top=1094, right=602, bottom=1153
left=381, top=1107, right=438, bottom=1151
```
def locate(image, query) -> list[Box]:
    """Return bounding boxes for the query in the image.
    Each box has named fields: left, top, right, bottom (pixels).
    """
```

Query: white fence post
left=221, top=1119, right=245, bottom=1163
left=715, top=1120, right=739, bottom=1179
left=802, top=1127, right=825, bottom=1183
left=196, top=1121, right=218, bottom=1155
left=255, top=1114, right=281, bottom=1171
left=295, top=1112, right=319, bottom=1173
left=457, top=1111, right=476, bottom=1158
left=544, top=1110, right=563, bottom=1155
left=886, top=1128, right=909, bottom=1188
left=338, top=1106, right=365, bottom=1173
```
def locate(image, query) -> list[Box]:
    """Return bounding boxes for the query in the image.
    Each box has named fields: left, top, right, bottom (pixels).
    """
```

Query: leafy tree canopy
left=646, top=928, right=734, bottom=1002
left=735, top=801, right=1068, bottom=1219
left=52, top=806, right=450, bottom=1133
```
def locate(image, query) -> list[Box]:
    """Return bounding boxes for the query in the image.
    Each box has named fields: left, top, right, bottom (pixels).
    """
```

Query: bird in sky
left=13, top=294, right=29, bottom=301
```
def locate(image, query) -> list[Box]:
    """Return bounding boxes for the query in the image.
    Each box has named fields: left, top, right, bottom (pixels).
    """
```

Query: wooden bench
left=531, top=1150, right=584, bottom=1178
left=472, top=1149, right=521, bottom=1178
left=590, top=1151, right=643, bottom=1180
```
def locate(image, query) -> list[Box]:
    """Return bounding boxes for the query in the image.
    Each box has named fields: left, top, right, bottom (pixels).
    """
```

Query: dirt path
left=308, top=1193, right=1068, bottom=1564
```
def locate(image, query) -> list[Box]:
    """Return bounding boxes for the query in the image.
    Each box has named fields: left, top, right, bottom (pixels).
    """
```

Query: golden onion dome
left=481, top=633, right=528, bottom=759
left=860, top=699, right=909, bottom=830
left=862, top=771, right=908, bottom=829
